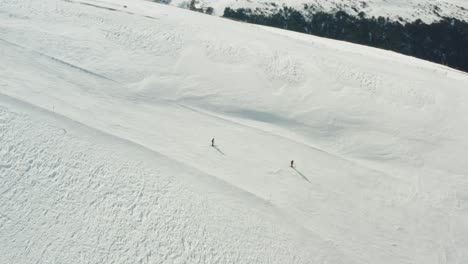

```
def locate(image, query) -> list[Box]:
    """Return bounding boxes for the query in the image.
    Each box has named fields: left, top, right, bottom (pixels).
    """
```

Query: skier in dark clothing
left=211, top=138, right=215, bottom=147
left=290, top=160, right=294, bottom=168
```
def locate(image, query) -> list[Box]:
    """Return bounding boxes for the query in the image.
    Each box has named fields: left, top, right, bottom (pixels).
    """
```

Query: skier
left=211, top=138, right=215, bottom=147
left=290, top=160, right=294, bottom=168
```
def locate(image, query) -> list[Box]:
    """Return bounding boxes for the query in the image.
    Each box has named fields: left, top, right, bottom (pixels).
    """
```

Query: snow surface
left=1, top=0, right=468, bottom=263
left=170, top=0, right=468, bottom=23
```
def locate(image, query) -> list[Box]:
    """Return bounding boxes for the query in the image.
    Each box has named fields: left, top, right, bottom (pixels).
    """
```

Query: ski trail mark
left=0, top=37, right=116, bottom=82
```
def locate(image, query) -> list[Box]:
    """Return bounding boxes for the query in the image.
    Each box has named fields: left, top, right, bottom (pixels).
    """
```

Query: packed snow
left=170, top=0, right=468, bottom=23
left=1, top=0, right=468, bottom=263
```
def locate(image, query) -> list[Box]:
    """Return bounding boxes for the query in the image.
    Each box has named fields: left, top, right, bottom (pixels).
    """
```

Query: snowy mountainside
left=1, top=94, right=340, bottom=263
left=169, top=0, right=468, bottom=23
left=1, top=0, right=468, bottom=263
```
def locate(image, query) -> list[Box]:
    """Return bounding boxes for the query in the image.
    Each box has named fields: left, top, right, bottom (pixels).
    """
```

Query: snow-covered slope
left=1, top=0, right=468, bottom=263
left=170, top=0, right=468, bottom=23
left=1, top=94, right=343, bottom=263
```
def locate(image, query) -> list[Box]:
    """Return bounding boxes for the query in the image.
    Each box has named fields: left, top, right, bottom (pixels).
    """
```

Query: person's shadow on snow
left=292, top=167, right=310, bottom=183
left=212, top=145, right=225, bottom=155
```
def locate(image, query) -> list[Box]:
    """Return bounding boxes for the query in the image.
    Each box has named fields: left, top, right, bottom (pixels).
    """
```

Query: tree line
left=223, top=7, right=468, bottom=72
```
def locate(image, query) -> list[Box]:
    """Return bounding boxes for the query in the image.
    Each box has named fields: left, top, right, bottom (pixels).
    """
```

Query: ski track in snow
left=1, top=0, right=468, bottom=263
left=0, top=94, right=348, bottom=264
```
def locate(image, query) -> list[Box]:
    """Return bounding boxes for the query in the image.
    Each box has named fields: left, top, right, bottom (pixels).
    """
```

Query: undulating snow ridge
left=170, top=0, right=468, bottom=23
left=1, top=0, right=468, bottom=263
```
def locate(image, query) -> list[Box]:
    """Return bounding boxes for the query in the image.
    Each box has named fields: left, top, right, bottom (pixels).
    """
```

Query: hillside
left=168, top=0, right=468, bottom=23
left=1, top=0, right=468, bottom=263
left=166, top=0, right=468, bottom=72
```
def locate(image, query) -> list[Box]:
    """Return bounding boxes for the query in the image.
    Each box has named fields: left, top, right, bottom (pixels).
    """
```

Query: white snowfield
left=170, top=0, right=468, bottom=23
left=1, top=0, right=468, bottom=263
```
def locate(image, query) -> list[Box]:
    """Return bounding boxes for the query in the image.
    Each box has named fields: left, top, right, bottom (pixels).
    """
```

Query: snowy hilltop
left=1, top=0, right=468, bottom=263
left=168, top=0, right=468, bottom=23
